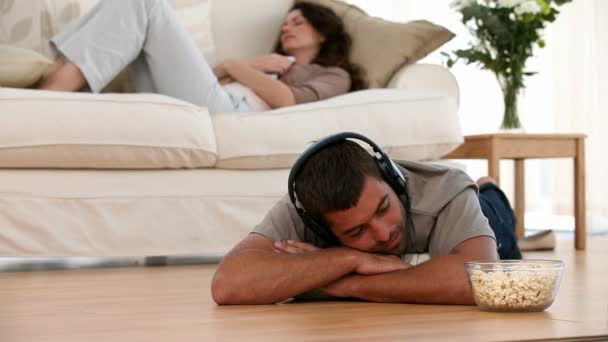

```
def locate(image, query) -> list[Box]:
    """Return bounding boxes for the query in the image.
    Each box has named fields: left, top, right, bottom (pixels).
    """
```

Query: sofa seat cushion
left=0, top=88, right=217, bottom=169
left=213, top=89, right=463, bottom=169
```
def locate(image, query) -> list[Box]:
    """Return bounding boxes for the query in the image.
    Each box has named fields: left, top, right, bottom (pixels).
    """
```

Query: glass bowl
left=464, top=260, right=565, bottom=312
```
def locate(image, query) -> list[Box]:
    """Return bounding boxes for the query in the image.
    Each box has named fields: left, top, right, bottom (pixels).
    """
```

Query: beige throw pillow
left=295, top=0, right=455, bottom=88
left=0, top=45, right=52, bottom=87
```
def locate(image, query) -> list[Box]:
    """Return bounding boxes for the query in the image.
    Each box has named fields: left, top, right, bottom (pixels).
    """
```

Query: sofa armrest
left=386, top=63, right=460, bottom=109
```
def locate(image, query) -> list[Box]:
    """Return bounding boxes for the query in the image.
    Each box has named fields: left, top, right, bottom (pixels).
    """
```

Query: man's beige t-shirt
left=253, top=160, right=496, bottom=258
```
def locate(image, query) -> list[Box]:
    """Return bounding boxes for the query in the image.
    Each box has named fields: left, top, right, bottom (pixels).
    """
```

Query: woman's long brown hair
left=274, top=2, right=367, bottom=91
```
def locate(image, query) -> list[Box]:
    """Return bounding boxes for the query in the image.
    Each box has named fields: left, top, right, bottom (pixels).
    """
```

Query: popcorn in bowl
left=464, top=260, right=564, bottom=312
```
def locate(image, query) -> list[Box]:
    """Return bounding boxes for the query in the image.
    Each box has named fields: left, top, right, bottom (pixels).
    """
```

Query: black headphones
left=287, top=132, right=409, bottom=246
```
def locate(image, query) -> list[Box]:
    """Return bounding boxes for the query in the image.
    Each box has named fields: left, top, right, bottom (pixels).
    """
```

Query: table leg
left=488, top=156, right=500, bottom=185
left=514, top=159, right=525, bottom=239
left=574, top=138, right=586, bottom=250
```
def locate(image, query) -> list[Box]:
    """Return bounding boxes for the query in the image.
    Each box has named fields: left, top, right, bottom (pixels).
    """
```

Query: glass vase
left=497, top=73, right=523, bottom=132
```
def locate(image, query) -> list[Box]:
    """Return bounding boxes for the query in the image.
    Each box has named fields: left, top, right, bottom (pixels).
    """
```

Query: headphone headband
left=288, top=132, right=385, bottom=205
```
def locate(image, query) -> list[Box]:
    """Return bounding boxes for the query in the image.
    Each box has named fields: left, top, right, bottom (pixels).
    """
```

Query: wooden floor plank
left=1, top=237, right=607, bottom=342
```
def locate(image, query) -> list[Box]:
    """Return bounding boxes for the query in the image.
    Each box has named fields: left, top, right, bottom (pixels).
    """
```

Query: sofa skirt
left=0, top=168, right=288, bottom=257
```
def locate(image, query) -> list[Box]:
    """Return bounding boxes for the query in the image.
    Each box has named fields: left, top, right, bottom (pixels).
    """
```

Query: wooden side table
left=442, top=133, right=586, bottom=250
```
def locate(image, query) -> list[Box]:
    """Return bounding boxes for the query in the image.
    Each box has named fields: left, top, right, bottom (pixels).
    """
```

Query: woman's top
left=279, top=64, right=351, bottom=104
left=223, top=63, right=351, bottom=112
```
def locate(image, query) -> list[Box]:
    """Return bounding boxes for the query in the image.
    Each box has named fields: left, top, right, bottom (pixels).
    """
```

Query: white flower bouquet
left=444, top=0, right=572, bottom=129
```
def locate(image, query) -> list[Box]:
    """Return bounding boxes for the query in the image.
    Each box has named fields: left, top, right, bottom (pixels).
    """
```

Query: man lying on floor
left=211, top=132, right=521, bottom=305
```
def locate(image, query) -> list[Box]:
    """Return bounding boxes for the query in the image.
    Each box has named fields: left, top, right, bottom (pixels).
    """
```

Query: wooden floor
left=1, top=238, right=607, bottom=342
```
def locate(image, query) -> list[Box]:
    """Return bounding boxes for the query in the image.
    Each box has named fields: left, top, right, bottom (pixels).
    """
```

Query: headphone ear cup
left=375, top=155, right=406, bottom=195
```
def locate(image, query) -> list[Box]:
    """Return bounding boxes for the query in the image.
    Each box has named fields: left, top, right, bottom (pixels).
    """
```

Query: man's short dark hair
left=295, top=140, right=383, bottom=224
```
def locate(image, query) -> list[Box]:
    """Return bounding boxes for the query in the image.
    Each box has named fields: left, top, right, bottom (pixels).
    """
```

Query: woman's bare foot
left=37, top=57, right=87, bottom=91
left=43, top=57, right=67, bottom=78
left=29, top=58, right=66, bottom=89
left=477, top=176, right=497, bottom=186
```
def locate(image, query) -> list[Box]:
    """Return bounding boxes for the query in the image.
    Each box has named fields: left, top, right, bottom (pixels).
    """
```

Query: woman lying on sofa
left=36, top=0, right=367, bottom=112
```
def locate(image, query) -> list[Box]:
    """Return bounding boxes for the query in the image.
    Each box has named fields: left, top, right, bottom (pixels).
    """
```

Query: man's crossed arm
left=211, top=233, right=497, bottom=305
left=211, top=233, right=408, bottom=304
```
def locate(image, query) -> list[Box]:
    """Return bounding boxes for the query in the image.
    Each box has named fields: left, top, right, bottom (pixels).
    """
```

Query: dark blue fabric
left=478, top=183, right=522, bottom=259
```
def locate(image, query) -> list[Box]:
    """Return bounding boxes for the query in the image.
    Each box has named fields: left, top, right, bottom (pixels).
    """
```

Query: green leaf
left=538, top=39, right=546, bottom=48
left=552, top=0, right=573, bottom=5
left=462, top=4, right=485, bottom=23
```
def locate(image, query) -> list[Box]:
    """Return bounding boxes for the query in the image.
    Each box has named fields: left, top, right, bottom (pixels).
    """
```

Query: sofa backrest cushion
left=0, top=88, right=217, bottom=169
left=0, top=0, right=216, bottom=61
left=210, top=0, right=292, bottom=61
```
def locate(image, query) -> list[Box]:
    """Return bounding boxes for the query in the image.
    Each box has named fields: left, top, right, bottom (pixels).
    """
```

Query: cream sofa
left=0, top=0, right=462, bottom=257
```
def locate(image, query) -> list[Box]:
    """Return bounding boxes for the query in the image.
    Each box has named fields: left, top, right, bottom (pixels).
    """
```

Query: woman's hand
left=218, top=59, right=296, bottom=109
left=247, top=54, right=295, bottom=75
left=218, top=76, right=235, bottom=85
